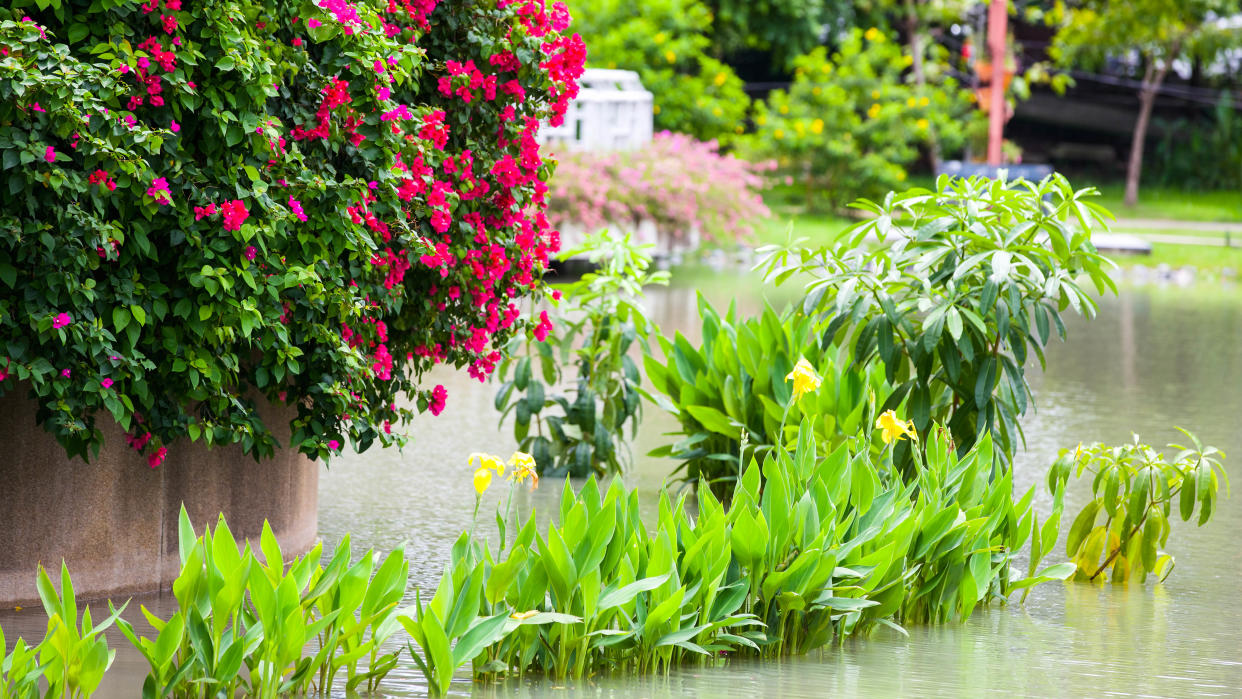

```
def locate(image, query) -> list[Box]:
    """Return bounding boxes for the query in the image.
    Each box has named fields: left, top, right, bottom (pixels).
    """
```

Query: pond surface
left=5, top=267, right=1241, bottom=697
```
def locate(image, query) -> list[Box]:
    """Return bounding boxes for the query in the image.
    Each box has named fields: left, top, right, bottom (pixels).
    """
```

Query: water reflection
left=2, top=269, right=1240, bottom=697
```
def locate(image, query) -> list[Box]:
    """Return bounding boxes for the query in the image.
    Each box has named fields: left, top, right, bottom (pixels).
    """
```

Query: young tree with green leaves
left=1050, top=0, right=1242, bottom=205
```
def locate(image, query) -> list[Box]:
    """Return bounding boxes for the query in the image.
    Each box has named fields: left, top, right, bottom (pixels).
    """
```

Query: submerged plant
left=495, top=231, right=668, bottom=477
left=1050, top=429, right=1228, bottom=584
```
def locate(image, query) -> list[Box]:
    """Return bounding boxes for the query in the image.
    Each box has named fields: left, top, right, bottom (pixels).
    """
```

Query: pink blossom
left=327, top=439, right=340, bottom=450
left=61, top=369, right=71, bottom=378
left=147, top=446, right=167, bottom=468
left=308, top=18, right=322, bottom=28
left=43, top=146, right=55, bottom=163
left=170, top=119, right=180, bottom=132
left=221, top=199, right=249, bottom=231
left=146, top=177, right=172, bottom=205
left=32, top=102, right=45, bottom=112
left=533, top=310, right=553, bottom=341
left=101, top=378, right=114, bottom=388
left=52, top=313, right=71, bottom=328
left=292, top=37, right=304, bottom=47
left=244, top=245, right=257, bottom=261
left=429, top=384, right=447, bottom=416
left=288, top=196, right=308, bottom=221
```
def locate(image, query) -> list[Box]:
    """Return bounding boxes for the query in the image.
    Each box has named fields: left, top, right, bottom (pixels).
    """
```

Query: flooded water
left=4, top=267, right=1241, bottom=697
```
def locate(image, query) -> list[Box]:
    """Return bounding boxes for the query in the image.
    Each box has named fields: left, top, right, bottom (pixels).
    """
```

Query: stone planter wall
left=0, top=389, right=318, bottom=606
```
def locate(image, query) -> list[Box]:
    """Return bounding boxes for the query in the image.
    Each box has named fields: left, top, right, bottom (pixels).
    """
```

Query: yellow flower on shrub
left=864, top=27, right=881, bottom=42
left=870, top=89, right=880, bottom=99
left=785, top=358, right=821, bottom=401
left=811, top=118, right=824, bottom=134
left=916, top=118, right=929, bottom=130
left=774, top=129, right=785, bottom=140
left=664, top=50, right=676, bottom=64
left=779, top=104, right=790, bottom=114
left=867, top=103, right=881, bottom=119
left=714, top=72, right=727, bottom=86
left=907, top=97, right=917, bottom=107
left=653, top=32, right=667, bottom=44
left=876, top=410, right=916, bottom=444
left=919, top=96, right=930, bottom=107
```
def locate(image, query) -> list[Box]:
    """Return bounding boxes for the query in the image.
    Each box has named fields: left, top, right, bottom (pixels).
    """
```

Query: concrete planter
left=0, top=388, right=318, bottom=606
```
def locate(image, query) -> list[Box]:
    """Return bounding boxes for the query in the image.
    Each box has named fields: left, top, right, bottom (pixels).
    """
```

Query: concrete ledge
left=0, top=388, right=318, bottom=606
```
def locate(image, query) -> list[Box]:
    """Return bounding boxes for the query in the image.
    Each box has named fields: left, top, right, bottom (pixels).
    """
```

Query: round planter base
left=0, top=389, right=318, bottom=606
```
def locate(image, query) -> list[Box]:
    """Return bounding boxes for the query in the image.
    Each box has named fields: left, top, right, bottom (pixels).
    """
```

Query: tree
left=1050, top=0, right=1242, bottom=205
left=705, top=0, right=851, bottom=69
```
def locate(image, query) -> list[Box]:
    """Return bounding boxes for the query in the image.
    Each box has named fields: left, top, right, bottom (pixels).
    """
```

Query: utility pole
left=986, top=0, right=1007, bottom=164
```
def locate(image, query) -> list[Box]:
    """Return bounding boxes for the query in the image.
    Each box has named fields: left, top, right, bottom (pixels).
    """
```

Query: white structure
left=540, top=69, right=653, bottom=152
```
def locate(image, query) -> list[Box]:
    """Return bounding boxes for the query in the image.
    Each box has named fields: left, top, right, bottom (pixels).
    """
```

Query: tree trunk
left=1125, top=53, right=1175, bottom=207
left=905, top=0, right=941, bottom=170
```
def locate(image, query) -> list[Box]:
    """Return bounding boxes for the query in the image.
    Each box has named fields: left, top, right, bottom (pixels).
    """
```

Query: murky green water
left=5, top=268, right=1241, bottom=696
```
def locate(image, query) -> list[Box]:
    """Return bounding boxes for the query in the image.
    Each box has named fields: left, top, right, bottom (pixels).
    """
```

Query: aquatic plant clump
left=0, top=1, right=583, bottom=463
left=401, top=422, right=1074, bottom=692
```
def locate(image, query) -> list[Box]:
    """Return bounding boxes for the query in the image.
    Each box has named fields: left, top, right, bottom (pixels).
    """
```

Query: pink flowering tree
left=0, top=1, right=584, bottom=463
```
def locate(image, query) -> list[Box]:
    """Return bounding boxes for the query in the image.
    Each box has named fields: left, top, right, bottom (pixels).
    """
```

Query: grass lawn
left=1107, top=243, right=1242, bottom=275
left=1083, top=185, right=1242, bottom=223
left=753, top=211, right=855, bottom=248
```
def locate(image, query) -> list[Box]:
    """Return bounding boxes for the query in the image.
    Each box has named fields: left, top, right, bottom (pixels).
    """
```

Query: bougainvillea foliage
left=0, top=0, right=584, bottom=464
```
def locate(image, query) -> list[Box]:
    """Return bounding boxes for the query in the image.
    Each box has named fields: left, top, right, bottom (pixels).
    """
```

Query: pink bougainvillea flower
left=61, top=369, right=71, bottom=378
left=147, top=446, right=168, bottom=468
left=43, top=146, right=55, bottom=163
left=292, top=37, right=303, bottom=47
left=327, top=439, right=340, bottom=450
left=288, top=195, right=308, bottom=222
left=52, top=313, right=71, bottom=328
left=146, top=177, right=172, bottom=205
left=100, top=378, right=114, bottom=388
left=244, top=245, right=257, bottom=261
left=308, top=18, right=322, bottom=28
left=429, top=384, right=447, bottom=415
left=221, top=199, right=249, bottom=231
left=170, top=119, right=180, bottom=132
left=32, top=102, right=45, bottom=112
left=533, top=310, right=553, bottom=341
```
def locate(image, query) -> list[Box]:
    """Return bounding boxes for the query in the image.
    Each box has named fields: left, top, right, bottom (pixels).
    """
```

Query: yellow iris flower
left=875, top=410, right=917, bottom=444
left=468, top=452, right=505, bottom=477
left=785, top=358, right=822, bottom=401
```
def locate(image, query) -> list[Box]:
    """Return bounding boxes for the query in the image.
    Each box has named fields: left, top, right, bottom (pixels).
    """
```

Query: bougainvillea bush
left=546, top=132, right=772, bottom=245
left=0, top=0, right=584, bottom=463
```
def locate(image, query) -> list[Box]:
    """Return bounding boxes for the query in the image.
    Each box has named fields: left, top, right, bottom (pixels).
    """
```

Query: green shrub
left=743, top=28, right=977, bottom=210
left=758, top=174, right=1116, bottom=474
left=643, top=297, right=891, bottom=496
left=0, top=2, right=583, bottom=462
left=1050, top=429, right=1228, bottom=584
left=565, top=0, right=750, bottom=142
left=494, top=231, right=667, bottom=477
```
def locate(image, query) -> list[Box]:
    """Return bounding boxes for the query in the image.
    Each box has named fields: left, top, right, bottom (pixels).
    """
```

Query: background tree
left=1050, top=0, right=1242, bottom=205
left=704, top=0, right=851, bottom=69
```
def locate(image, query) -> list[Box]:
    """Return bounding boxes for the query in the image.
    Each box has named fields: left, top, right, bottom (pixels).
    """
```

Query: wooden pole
left=986, top=0, right=1007, bottom=165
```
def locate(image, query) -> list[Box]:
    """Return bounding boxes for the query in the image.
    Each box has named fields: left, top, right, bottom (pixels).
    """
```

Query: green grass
left=1090, top=184, right=1242, bottom=223
left=755, top=211, right=855, bottom=247
left=1107, top=243, right=1242, bottom=275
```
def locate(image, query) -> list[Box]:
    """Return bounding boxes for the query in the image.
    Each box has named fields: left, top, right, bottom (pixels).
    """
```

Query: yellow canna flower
left=876, top=410, right=917, bottom=444
left=473, top=466, right=493, bottom=495
left=510, top=610, right=539, bottom=620
left=785, top=358, right=822, bottom=401
left=468, top=452, right=505, bottom=477
left=509, top=451, right=539, bottom=489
